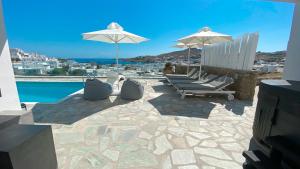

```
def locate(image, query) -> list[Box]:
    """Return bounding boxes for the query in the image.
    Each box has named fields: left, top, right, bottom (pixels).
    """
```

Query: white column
left=283, top=2, right=300, bottom=81
left=0, top=0, right=21, bottom=111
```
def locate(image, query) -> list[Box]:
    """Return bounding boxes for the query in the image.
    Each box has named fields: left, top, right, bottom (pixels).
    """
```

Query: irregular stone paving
left=29, top=79, right=257, bottom=169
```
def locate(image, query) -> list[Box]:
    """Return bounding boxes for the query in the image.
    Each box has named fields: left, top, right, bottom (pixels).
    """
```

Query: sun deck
left=27, top=79, right=257, bottom=169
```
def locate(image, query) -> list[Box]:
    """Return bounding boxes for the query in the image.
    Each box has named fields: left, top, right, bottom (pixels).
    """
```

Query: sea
left=72, top=58, right=139, bottom=65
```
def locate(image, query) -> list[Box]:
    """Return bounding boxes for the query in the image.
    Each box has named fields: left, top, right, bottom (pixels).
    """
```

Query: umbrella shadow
left=151, top=84, right=175, bottom=93
left=225, top=100, right=253, bottom=115
left=212, top=97, right=253, bottom=116
left=158, top=79, right=168, bottom=83
left=149, top=83, right=253, bottom=117
left=30, top=94, right=133, bottom=125
left=148, top=93, right=216, bottom=118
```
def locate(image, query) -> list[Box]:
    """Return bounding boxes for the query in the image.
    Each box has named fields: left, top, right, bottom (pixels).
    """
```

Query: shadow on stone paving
left=31, top=94, right=133, bottom=125
left=214, top=98, right=253, bottom=116
left=151, top=84, right=253, bottom=116
left=158, top=79, right=168, bottom=83
left=152, top=84, right=176, bottom=94
left=186, top=96, right=253, bottom=116
left=148, top=93, right=216, bottom=118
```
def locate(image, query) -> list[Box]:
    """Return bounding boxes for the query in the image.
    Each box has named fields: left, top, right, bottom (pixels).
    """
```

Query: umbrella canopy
left=82, top=22, right=148, bottom=68
left=178, top=27, right=232, bottom=45
left=178, top=27, right=232, bottom=78
left=173, top=42, right=200, bottom=49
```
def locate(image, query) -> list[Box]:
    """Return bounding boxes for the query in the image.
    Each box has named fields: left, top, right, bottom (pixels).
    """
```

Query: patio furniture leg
left=181, top=91, right=186, bottom=99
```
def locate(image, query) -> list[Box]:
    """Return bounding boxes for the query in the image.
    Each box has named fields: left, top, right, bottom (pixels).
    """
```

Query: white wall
left=0, top=0, right=21, bottom=111
left=283, top=2, right=300, bottom=81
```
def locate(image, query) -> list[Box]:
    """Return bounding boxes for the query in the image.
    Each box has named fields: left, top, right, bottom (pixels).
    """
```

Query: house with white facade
left=9, top=48, right=61, bottom=75
left=10, top=48, right=23, bottom=61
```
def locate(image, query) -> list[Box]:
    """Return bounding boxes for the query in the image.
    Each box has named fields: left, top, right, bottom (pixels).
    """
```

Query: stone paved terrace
left=27, top=79, right=257, bottom=169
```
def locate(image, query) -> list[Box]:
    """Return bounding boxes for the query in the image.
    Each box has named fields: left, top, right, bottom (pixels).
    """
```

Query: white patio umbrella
left=82, top=22, right=148, bottom=70
left=178, top=27, right=232, bottom=78
left=173, top=42, right=200, bottom=74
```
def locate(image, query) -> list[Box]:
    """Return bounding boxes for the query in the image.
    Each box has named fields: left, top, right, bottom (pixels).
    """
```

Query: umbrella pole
left=187, top=47, right=191, bottom=75
left=199, top=42, right=205, bottom=80
left=199, top=63, right=202, bottom=80
left=116, top=43, right=119, bottom=72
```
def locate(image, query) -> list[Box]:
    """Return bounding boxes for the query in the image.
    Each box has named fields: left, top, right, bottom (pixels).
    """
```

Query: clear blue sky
left=2, top=0, right=295, bottom=58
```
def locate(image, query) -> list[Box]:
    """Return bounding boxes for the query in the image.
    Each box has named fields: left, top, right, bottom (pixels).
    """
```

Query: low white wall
left=283, top=2, right=300, bottom=81
left=0, top=0, right=21, bottom=111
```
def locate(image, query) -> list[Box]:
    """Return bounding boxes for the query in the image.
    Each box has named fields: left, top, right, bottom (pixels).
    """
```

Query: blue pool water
left=16, top=82, right=84, bottom=103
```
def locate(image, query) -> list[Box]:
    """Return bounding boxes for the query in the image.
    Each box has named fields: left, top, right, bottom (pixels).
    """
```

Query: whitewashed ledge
left=15, top=75, right=165, bottom=82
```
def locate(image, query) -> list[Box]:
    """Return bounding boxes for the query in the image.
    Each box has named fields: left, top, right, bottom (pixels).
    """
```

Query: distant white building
left=10, top=48, right=59, bottom=62
left=9, top=48, right=62, bottom=75
left=12, top=60, right=62, bottom=75
left=10, top=48, right=23, bottom=60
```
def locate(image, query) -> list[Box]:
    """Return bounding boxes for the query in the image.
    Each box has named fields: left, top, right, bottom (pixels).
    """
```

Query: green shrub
left=69, top=69, right=86, bottom=76
left=49, top=68, right=67, bottom=76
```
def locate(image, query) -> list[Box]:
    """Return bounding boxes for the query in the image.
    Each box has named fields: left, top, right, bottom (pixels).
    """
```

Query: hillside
left=256, top=51, right=286, bottom=62
left=125, top=49, right=286, bottom=63
left=125, top=48, right=202, bottom=63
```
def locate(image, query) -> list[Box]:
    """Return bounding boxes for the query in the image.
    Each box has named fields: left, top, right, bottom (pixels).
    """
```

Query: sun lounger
left=165, top=68, right=197, bottom=78
left=166, top=69, right=205, bottom=81
left=167, top=71, right=200, bottom=81
left=169, top=74, right=219, bottom=85
left=174, top=76, right=235, bottom=100
left=166, top=71, right=200, bottom=85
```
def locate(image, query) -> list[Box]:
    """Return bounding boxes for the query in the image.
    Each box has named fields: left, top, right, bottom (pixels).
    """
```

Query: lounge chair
left=174, top=76, right=235, bottom=100
left=166, top=69, right=201, bottom=81
left=169, top=74, right=219, bottom=85
left=165, top=68, right=197, bottom=79
left=166, top=70, right=202, bottom=83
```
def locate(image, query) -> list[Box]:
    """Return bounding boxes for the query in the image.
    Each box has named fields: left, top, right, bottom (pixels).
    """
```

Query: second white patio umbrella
left=178, top=27, right=232, bottom=78
left=82, top=22, right=148, bottom=69
left=173, top=42, right=201, bottom=74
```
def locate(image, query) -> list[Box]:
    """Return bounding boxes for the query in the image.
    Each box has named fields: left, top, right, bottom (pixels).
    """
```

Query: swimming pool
left=16, top=82, right=84, bottom=103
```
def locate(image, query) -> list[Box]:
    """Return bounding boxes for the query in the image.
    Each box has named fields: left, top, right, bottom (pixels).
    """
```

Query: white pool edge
left=22, top=88, right=84, bottom=105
